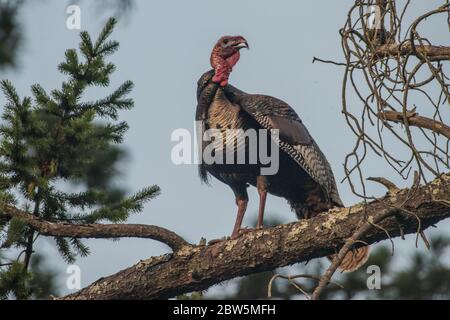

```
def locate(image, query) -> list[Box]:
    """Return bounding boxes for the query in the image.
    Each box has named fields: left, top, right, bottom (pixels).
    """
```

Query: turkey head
left=210, top=35, right=249, bottom=87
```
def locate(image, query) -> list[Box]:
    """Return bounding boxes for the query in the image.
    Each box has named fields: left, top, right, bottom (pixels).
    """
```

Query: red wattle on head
left=226, top=51, right=240, bottom=69
left=211, top=53, right=240, bottom=87
left=210, top=36, right=247, bottom=87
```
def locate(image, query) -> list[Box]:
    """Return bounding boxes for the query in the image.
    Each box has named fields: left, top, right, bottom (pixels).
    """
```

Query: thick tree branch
left=374, top=43, right=450, bottom=61
left=381, top=111, right=450, bottom=140
left=0, top=205, right=188, bottom=252
left=60, top=174, right=450, bottom=300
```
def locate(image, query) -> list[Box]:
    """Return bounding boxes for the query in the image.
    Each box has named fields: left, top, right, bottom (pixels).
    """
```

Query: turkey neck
left=196, top=77, right=220, bottom=123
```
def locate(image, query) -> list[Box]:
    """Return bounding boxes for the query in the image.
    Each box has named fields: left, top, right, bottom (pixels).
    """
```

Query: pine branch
left=83, top=185, right=161, bottom=223
left=79, top=81, right=134, bottom=120
left=0, top=203, right=188, bottom=252
left=55, top=237, right=76, bottom=264
left=93, top=18, right=118, bottom=55
left=0, top=80, right=20, bottom=107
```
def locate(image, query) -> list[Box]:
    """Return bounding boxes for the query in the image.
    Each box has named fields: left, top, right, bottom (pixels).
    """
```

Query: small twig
left=394, top=214, right=406, bottom=240
left=367, top=176, right=400, bottom=193
left=311, top=209, right=396, bottom=300
left=419, top=230, right=431, bottom=250
left=312, top=57, right=348, bottom=67
left=353, top=239, right=370, bottom=246
left=288, top=280, right=311, bottom=300
left=198, top=237, right=207, bottom=246
left=412, top=171, right=421, bottom=190
left=368, top=220, right=395, bottom=255
left=0, top=262, right=14, bottom=267
left=267, top=273, right=343, bottom=300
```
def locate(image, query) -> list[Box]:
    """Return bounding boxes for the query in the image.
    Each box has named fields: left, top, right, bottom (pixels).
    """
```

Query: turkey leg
left=256, top=189, right=267, bottom=229
left=231, top=197, right=248, bottom=239
left=256, top=176, right=268, bottom=229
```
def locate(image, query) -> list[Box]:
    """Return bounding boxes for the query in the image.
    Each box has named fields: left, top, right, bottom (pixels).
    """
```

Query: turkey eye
left=223, top=39, right=229, bottom=45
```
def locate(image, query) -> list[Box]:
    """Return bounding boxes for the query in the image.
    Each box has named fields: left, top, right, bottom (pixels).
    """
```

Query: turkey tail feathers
left=328, top=246, right=370, bottom=273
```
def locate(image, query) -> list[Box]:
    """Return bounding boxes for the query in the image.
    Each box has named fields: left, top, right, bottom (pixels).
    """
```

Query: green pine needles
left=0, top=18, right=160, bottom=299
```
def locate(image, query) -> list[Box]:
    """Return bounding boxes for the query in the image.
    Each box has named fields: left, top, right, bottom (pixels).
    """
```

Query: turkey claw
left=230, top=227, right=256, bottom=239
left=207, top=237, right=228, bottom=245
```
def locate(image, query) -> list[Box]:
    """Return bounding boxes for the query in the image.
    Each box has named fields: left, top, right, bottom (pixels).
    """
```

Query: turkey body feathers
left=196, top=70, right=343, bottom=217
left=196, top=65, right=368, bottom=272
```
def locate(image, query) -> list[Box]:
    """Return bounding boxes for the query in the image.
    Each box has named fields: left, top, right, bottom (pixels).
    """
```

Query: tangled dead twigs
left=309, top=1, right=450, bottom=299
left=316, top=1, right=450, bottom=197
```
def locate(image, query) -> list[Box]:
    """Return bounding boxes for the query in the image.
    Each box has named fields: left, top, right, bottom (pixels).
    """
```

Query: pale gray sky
left=2, top=0, right=449, bottom=296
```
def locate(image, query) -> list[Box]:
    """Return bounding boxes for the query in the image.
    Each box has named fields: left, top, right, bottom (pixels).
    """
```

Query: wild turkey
left=196, top=35, right=368, bottom=272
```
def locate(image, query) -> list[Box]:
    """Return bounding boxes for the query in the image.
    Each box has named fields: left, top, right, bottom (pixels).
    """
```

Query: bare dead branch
left=381, top=111, right=450, bottom=140
left=374, top=43, right=450, bottom=61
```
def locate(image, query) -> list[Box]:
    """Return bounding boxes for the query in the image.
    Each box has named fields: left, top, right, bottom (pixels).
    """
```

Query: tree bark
left=60, top=174, right=450, bottom=300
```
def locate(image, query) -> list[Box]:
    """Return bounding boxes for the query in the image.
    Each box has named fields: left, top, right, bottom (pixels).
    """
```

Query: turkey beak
left=234, top=40, right=249, bottom=50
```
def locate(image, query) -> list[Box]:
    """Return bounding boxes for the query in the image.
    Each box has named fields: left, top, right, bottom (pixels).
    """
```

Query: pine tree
left=0, top=0, right=23, bottom=70
left=0, top=18, right=160, bottom=299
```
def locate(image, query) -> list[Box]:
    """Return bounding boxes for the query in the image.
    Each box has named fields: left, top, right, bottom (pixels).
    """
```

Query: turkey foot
left=231, top=227, right=256, bottom=239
